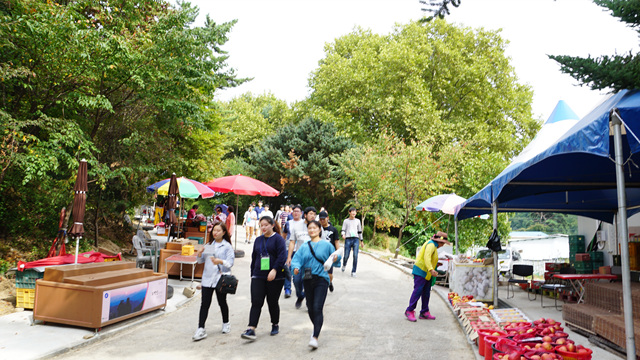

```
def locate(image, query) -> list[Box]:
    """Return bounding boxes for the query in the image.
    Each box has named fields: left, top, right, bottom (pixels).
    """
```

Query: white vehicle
left=475, top=247, right=523, bottom=277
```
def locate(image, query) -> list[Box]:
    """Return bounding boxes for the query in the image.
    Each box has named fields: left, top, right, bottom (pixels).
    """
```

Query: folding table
left=553, top=273, right=617, bottom=304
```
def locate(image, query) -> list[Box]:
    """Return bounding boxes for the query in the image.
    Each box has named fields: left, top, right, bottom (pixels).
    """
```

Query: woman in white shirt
left=192, top=222, right=235, bottom=341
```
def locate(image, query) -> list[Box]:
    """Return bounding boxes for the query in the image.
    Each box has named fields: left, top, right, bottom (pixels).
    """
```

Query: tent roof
left=456, top=91, right=640, bottom=223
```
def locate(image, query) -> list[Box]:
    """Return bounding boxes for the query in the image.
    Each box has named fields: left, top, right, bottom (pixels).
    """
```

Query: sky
left=190, top=0, right=638, bottom=121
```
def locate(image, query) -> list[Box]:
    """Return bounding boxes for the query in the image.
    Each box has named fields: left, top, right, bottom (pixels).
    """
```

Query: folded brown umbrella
left=166, top=173, right=179, bottom=227
left=69, top=160, right=87, bottom=238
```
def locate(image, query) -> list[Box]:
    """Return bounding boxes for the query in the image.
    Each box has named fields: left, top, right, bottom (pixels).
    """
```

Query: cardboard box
left=575, top=253, right=591, bottom=261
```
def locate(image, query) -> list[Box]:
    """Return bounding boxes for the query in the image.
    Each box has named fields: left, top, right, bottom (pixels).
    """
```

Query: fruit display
left=490, top=308, right=531, bottom=324
left=450, top=262, right=495, bottom=302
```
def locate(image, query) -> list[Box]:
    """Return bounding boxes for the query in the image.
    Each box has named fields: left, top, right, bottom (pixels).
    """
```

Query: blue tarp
left=456, top=90, right=640, bottom=223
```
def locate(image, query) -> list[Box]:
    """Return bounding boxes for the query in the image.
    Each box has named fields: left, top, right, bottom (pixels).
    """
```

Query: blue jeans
left=343, top=237, right=360, bottom=273
left=284, top=251, right=304, bottom=299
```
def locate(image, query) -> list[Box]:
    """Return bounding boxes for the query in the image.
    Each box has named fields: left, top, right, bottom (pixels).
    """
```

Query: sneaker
left=419, top=312, right=436, bottom=320
left=309, top=335, right=319, bottom=349
left=329, top=282, right=334, bottom=292
left=241, top=328, right=256, bottom=341
left=192, top=327, right=207, bottom=341
left=295, top=297, right=304, bottom=309
left=341, top=265, right=345, bottom=272
left=405, top=310, right=417, bottom=322
left=351, top=272, right=356, bottom=278
left=284, top=289, right=291, bottom=298
left=270, top=324, right=279, bottom=336
left=222, top=323, right=231, bottom=334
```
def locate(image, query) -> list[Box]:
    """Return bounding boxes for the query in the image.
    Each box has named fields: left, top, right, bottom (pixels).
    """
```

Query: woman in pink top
left=225, top=206, right=236, bottom=240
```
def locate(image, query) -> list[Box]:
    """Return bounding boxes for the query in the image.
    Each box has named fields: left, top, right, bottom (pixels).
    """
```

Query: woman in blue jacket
left=292, top=220, right=341, bottom=349
left=241, top=216, right=288, bottom=341
left=192, top=222, right=235, bottom=341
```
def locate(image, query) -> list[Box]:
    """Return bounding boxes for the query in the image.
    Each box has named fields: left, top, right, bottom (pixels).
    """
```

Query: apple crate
left=15, top=269, right=44, bottom=289
left=575, top=253, right=591, bottom=262
left=16, top=288, right=35, bottom=309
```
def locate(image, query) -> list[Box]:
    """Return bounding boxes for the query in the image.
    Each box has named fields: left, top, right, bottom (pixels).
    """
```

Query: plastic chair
left=507, top=264, right=536, bottom=300
left=540, top=283, right=567, bottom=310
left=132, top=235, right=159, bottom=272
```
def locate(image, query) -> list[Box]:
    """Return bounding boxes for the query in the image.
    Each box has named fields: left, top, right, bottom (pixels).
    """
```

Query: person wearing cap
left=405, top=231, right=451, bottom=322
left=340, top=207, right=363, bottom=277
left=319, top=211, right=339, bottom=292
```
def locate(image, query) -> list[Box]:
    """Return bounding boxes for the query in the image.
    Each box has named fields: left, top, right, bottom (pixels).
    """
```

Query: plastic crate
left=15, top=269, right=44, bottom=289
left=569, top=235, right=585, bottom=244
left=16, top=288, right=35, bottom=309
left=590, top=251, right=604, bottom=261
left=574, top=261, right=593, bottom=272
left=570, top=244, right=586, bottom=253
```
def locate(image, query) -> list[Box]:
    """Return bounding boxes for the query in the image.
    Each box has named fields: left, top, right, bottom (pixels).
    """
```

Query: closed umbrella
left=69, top=159, right=88, bottom=264
left=166, top=173, right=179, bottom=240
left=205, top=174, right=280, bottom=249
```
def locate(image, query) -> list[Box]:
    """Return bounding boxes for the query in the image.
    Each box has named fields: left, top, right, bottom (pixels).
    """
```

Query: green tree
left=309, top=19, right=539, bottom=161
left=549, top=0, right=640, bottom=91
left=249, top=118, right=356, bottom=211
left=219, top=92, right=293, bottom=159
left=0, top=0, right=244, bottom=251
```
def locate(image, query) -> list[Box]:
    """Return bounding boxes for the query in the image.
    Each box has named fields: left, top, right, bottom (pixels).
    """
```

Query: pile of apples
left=524, top=353, right=562, bottom=360
left=495, top=353, right=526, bottom=360
left=448, top=292, right=475, bottom=306
left=555, top=343, right=592, bottom=356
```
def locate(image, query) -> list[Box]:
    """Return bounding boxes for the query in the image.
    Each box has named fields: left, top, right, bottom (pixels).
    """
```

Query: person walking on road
left=225, top=206, right=235, bottom=241
left=319, top=211, right=339, bottom=292
left=285, top=206, right=316, bottom=308
left=341, top=207, right=363, bottom=277
left=405, top=231, right=451, bottom=322
left=243, top=205, right=257, bottom=244
left=192, top=222, right=235, bottom=341
left=241, top=216, right=288, bottom=341
left=292, top=220, right=341, bottom=349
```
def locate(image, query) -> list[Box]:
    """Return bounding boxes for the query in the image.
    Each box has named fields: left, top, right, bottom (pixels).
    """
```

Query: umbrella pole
left=492, top=202, right=498, bottom=308
left=74, top=236, right=81, bottom=264
left=454, top=216, right=459, bottom=255
left=234, top=195, right=239, bottom=250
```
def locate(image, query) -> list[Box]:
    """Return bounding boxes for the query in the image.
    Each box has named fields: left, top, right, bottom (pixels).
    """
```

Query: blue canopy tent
left=455, top=91, right=640, bottom=359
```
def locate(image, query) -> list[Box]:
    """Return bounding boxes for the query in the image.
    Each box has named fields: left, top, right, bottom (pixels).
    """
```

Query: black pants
left=198, top=286, right=229, bottom=328
left=304, top=277, right=329, bottom=338
left=249, top=277, right=284, bottom=327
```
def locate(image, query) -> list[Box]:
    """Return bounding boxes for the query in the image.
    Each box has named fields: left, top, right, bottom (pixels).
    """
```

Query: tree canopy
left=549, top=0, right=640, bottom=91
left=0, top=0, right=244, bottom=248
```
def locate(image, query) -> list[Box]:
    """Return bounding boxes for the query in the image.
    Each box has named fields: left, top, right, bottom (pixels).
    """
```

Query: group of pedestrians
left=193, top=204, right=363, bottom=350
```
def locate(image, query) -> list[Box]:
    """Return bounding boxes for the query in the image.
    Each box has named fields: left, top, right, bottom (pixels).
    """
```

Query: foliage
left=0, top=0, right=244, bottom=255
left=509, top=212, right=578, bottom=235
left=549, top=0, right=640, bottom=91
left=248, top=117, right=356, bottom=212
left=219, top=93, right=294, bottom=159
left=309, top=19, right=539, bottom=160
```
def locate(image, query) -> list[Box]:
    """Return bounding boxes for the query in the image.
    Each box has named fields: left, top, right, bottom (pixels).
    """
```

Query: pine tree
left=549, top=0, right=640, bottom=91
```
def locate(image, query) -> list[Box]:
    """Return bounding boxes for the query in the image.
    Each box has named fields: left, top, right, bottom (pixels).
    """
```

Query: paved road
left=53, top=236, right=475, bottom=360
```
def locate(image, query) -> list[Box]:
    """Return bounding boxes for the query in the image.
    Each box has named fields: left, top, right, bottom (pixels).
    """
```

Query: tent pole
left=492, top=202, right=498, bottom=308
left=611, top=111, right=636, bottom=360
left=454, top=216, right=459, bottom=255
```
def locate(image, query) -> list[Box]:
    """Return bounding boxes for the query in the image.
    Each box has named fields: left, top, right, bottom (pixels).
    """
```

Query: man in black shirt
left=319, top=211, right=339, bottom=292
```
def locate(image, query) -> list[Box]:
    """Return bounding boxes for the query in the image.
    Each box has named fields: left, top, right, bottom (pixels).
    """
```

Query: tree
left=219, top=92, right=293, bottom=159
left=249, top=118, right=356, bottom=211
left=0, top=0, right=244, bottom=250
left=549, top=0, right=640, bottom=91
left=510, top=212, right=578, bottom=235
left=309, top=19, right=539, bottom=162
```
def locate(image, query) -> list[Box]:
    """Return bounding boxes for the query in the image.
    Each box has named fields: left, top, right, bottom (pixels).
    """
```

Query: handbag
left=217, top=265, right=238, bottom=295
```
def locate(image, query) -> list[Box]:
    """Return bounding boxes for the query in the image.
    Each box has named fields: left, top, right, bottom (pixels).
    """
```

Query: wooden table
left=164, top=254, right=198, bottom=284
left=553, top=273, right=617, bottom=303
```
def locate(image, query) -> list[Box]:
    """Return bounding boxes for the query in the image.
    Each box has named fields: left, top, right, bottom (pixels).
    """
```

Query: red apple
left=566, top=343, right=576, bottom=352
left=542, top=335, right=553, bottom=343
left=542, top=342, right=553, bottom=351
left=556, top=338, right=566, bottom=345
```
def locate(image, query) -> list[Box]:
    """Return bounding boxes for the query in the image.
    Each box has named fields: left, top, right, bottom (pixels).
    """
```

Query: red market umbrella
left=69, top=159, right=88, bottom=264
left=205, top=174, right=280, bottom=197
left=204, top=175, right=280, bottom=249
